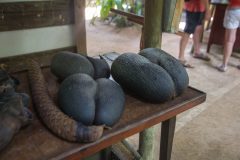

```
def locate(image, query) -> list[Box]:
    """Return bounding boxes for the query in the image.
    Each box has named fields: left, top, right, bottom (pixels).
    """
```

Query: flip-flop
left=237, top=65, right=240, bottom=70
left=216, top=64, right=227, bottom=72
left=179, top=60, right=194, bottom=68
left=193, top=53, right=210, bottom=61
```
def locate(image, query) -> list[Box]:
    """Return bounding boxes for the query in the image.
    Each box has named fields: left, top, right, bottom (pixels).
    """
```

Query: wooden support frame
left=139, top=1, right=163, bottom=160
left=110, top=8, right=144, bottom=25
left=74, top=0, right=87, bottom=54
left=160, top=117, right=176, bottom=160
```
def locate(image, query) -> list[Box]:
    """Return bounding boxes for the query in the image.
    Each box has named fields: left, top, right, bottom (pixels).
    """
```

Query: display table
left=207, top=4, right=240, bottom=52
left=0, top=56, right=206, bottom=160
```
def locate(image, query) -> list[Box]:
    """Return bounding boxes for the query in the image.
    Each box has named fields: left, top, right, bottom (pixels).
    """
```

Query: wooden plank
left=0, top=0, right=74, bottom=31
left=110, top=8, right=144, bottom=25
left=0, top=0, right=47, bottom=2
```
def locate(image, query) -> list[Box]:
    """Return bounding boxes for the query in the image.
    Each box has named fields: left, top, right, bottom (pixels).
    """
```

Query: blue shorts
left=184, top=11, right=205, bottom=34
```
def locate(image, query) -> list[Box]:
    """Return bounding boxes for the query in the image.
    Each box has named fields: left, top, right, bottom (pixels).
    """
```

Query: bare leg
left=193, top=25, right=203, bottom=55
left=192, top=25, right=211, bottom=61
left=179, top=33, right=190, bottom=61
left=223, top=28, right=237, bottom=66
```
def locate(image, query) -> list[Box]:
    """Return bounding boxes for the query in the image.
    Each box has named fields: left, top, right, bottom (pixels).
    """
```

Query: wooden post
left=142, top=0, right=163, bottom=49
left=160, top=117, right=176, bottom=160
left=139, top=1, right=163, bottom=160
left=162, top=0, right=184, bottom=33
left=139, top=128, right=155, bottom=160
left=74, top=0, right=87, bottom=55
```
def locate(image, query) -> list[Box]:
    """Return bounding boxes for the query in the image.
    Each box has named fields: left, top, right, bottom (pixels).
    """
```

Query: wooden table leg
left=160, top=116, right=176, bottom=160
left=101, top=148, right=111, bottom=160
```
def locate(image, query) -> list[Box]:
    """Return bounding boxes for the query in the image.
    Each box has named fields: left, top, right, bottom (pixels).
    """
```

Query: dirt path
left=86, top=21, right=142, bottom=56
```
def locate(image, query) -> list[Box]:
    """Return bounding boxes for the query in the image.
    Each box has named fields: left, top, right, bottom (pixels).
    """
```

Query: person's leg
left=179, top=33, right=194, bottom=68
left=193, top=25, right=203, bottom=55
left=179, top=10, right=194, bottom=67
left=217, top=28, right=236, bottom=72
left=222, top=28, right=237, bottom=66
left=218, top=9, right=239, bottom=71
left=179, top=33, right=190, bottom=61
left=192, top=12, right=210, bottom=61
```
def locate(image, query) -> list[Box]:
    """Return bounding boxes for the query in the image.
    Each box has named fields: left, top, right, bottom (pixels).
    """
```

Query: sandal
left=237, top=65, right=240, bottom=70
left=179, top=60, right=194, bottom=68
left=216, top=64, right=227, bottom=72
left=193, top=53, right=211, bottom=61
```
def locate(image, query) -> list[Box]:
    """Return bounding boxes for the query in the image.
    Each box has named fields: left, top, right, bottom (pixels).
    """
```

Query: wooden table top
left=0, top=67, right=206, bottom=160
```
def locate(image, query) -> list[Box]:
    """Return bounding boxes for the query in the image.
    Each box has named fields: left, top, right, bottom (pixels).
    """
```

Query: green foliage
left=115, top=0, right=124, bottom=10
left=134, top=0, right=143, bottom=15
left=90, top=0, right=143, bottom=27
left=98, top=0, right=115, bottom=19
left=112, top=16, right=129, bottom=27
left=98, top=0, right=143, bottom=19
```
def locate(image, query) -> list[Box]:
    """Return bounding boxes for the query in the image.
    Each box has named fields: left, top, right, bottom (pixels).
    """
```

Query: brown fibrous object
left=27, top=60, right=103, bottom=142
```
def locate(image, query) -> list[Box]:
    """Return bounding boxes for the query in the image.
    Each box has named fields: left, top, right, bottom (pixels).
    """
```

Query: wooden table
left=0, top=67, right=206, bottom=160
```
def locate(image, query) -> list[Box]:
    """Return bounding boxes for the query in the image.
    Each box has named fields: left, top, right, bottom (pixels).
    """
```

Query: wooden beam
left=74, top=0, right=87, bottom=54
left=139, top=1, right=163, bottom=160
left=110, top=8, right=144, bottom=25
left=0, top=0, right=74, bottom=31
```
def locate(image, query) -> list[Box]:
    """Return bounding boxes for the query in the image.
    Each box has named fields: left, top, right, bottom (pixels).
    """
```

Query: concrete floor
left=86, top=21, right=240, bottom=160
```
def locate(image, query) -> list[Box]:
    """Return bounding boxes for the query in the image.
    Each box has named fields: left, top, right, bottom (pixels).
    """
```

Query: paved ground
left=86, top=21, right=240, bottom=160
